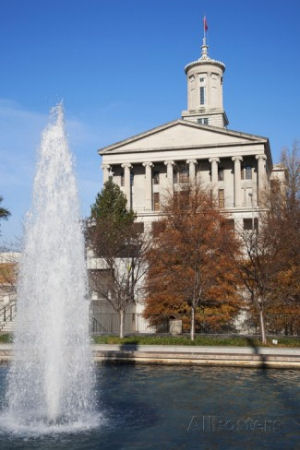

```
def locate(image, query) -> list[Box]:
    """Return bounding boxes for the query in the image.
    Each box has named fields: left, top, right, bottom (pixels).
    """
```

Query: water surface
left=0, top=364, right=299, bottom=449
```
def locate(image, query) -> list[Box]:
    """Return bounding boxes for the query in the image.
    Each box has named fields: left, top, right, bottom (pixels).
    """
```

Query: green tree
left=88, top=179, right=147, bottom=337
left=91, top=178, right=135, bottom=226
left=0, top=196, right=10, bottom=235
left=0, top=196, right=10, bottom=220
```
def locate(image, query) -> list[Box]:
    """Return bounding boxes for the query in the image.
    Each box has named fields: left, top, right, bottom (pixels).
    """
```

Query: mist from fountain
left=1, top=104, right=98, bottom=434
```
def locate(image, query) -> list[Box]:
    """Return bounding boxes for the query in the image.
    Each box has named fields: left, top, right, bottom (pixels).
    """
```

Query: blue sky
left=0, top=0, right=299, bottom=244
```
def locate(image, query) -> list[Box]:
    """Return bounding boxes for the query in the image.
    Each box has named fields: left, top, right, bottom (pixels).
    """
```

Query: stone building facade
left=92, top=35, right=284, bottom=334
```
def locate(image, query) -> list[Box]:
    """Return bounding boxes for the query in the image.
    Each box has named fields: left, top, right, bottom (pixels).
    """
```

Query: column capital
left=209, top=157, right=220, bottom=163
left=231, top=156, right=243, bottom=162
left=142, top=161, right=154, bottom=168
left=164, top=160, right=175, bottom=166
left=186, top=159, right=197, bottom=165
left=101, top=163, right=111, bottom=170
left=121, top=163, right=132, bottom=169
left=255, top=154, right=267, bottom=161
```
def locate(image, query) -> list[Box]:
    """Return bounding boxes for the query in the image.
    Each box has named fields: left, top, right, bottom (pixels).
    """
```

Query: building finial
left=201, top=16, right=209, bottom=60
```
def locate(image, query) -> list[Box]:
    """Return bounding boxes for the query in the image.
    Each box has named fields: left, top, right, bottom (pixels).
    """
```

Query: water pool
left=0, top=364, right=299, bottom=449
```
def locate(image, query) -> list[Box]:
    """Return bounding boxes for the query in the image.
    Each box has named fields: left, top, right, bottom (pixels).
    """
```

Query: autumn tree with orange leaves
left=144, top=185, right=242, bottom=340
left=234, top=143, right=300, bottom=342
left=259, top=143, right=299, bottom=336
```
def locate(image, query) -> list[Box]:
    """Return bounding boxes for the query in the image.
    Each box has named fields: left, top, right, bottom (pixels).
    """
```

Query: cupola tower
left=181, top=22, right=228, bottom=128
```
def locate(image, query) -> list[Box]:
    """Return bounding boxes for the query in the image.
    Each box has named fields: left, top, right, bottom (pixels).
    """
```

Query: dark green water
left=0, top=364, right=299, bottom=450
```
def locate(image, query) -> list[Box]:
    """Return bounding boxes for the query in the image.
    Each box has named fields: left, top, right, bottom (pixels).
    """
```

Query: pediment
left=99, top=120, right=267, bottom=155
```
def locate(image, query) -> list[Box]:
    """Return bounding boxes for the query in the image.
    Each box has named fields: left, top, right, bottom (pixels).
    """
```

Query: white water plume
left=1, top=104, right=98, bottom=433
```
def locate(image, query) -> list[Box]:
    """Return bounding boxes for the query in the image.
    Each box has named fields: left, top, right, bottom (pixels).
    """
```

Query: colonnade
left=102, top=154, right=267, bottom=210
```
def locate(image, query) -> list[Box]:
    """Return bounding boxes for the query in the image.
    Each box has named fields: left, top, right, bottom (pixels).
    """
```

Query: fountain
left=1, top=104, right=98, bottom=433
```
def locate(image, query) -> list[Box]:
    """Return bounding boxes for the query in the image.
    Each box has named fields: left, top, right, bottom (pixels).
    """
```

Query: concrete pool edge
left=0, top=344, right=300, bottom=369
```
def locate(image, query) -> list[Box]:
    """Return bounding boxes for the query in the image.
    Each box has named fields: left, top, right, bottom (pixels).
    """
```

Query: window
left=241, top=165, right=252, bottom=180
left=180, top=190, right=189, bottom=207
left=120, top=171, right=124, bottom=187
left=221, top=219, right=235, bottom=230
left=173, top=168, right=178, bottom=184
left=153, top=192, right=160, bottom=211
left=153, top=170, right=160, bottom=185
left=179, top=165, right=189, bottom=183
left=174, top=164, right=189, bottom=184
left=133, top=222, right=144, bottom=234
left=200, top=77, right=205, bottom=82
left=200, top=86, right=205, bottom=105
left=218, top=167, right=224, bottom=181
left=174, top=190, right=190, bottom=209
left=197, top=118, right=208, bottom=125
left=226, top=219, right=235, bottom=230
left=218, top=189, right=225, bottom=208
left=152, top=221, right=165, bottom=237
left=243, top=218, right=258, bottom=231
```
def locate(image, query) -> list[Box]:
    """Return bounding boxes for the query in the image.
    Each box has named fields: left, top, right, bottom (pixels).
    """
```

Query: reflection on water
left=0, top=364, right=299, bottom=450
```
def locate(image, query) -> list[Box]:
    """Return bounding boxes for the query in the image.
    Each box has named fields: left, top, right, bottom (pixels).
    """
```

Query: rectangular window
left=153, top=171, right=160, bottom=185
left=218, top=189, right=225, bottom=208
left=180, top=190, right=189, bottom=209
left=200, top=86, right=205, bottom=105
left=226, top=219, right=235, bottom=230
left=241, top=165, right=252, bottom=180
left=245, top=166, right=252, bottom=180
left=218, top=167, right=224, bottom=181
left=153, top=192, right=160, bottom=211
left=174, top=190, right=189, bottom=209
left=179, top=165, right=189, bottom=183
left=173, top=168, right=178, bottom=184
left=152, top=221, right=165, bottom=237
left=243, top=218, right=258, bottom=231
left=133, top=222, right=144, bottom=234
left=197, top=118, right=208, bottom=125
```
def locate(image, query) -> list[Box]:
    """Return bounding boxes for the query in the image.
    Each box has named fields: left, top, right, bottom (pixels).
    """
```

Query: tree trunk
left=190, top=305, right=195, bottom=341
left=119, top=309, right=124, bottom=339
left=259, top=308, right=267, bottom=344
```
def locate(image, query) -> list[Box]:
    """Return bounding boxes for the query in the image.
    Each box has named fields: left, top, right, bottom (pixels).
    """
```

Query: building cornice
left=184, top=58, right=225, bottom=73
left=99, top=119, right=269, bottom=155
left=101, top=141, right=265, bottom=158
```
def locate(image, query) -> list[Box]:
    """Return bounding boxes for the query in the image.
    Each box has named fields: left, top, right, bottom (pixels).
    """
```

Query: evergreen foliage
left=0, top=196, right=10, bottom=220
left=90, top=178, right=135, bottom=227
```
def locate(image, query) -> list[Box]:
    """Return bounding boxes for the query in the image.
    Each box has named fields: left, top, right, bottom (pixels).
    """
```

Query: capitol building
left=91, top=33, right=284, bottom=334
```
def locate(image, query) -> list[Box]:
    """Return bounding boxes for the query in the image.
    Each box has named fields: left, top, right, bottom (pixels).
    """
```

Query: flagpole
left=203, top=16, right=207, bottom=46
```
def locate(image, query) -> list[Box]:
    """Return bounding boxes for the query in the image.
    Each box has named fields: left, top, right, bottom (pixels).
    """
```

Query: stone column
left=164, top=160, right=175, bottom=194
left=255, top=155, right=267, bottom=205
left=101, top=164, right=111, bottom=184
left=209, top=157, right=220, bottom=198
left=187, top=159, right=197, bottom=184
left=121, top=163, right=132, bottom=210
left=142, top=162, right=154, bottom=211
left=232, top=156, right=243, bottom=207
